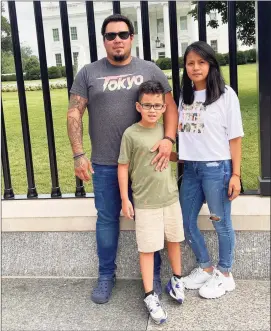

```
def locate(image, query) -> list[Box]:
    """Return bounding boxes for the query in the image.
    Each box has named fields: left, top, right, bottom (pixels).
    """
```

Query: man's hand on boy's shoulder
left=150, top=139, right=173, bottom=171
left=122, top=199, right=134, bottom=220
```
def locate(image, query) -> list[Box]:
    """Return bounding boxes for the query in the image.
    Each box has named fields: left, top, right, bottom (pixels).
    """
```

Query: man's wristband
left=163, top=136, right=176, bottom=145
left=73, top=152, right=85, bottom=160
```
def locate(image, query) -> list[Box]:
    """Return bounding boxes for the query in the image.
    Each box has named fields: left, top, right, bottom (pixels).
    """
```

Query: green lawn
left=1, top=64, right=259, bottom=195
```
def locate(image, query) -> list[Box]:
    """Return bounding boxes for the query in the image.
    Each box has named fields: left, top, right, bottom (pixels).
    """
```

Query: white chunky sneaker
left=165, top=276, right=185, bottom=304
left=181, top=267, right=213, bottom=289
left=199, top=269, right=236, bottom=299
left=144, top=293, right=167, bottom=325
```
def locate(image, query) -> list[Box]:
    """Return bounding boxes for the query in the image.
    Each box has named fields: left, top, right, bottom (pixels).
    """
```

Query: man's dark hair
left=101, top=14, right=134, bottom=36
left=181, top=41, right=225, bottom=106
left=138, top=81, right=165, bottom=102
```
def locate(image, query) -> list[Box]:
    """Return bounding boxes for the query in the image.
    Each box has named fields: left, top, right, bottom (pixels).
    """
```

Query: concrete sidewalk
left=2, top=278, right=270, bottom=331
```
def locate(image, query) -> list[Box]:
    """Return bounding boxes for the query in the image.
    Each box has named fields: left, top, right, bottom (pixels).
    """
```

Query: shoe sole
left=199, top=286, right=236, bottom=299
left=183, top=284, right=204, bottom=290
left=165, top=282, right=184, bottom=304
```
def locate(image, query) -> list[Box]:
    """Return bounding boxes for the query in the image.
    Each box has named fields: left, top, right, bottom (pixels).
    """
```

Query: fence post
left=8, top=1, right=38, bottom=198
left=256, top=1, right=271, bottom=196
left=34, top=1, right=61, bottom=198
left=1, top=101, right=15, bottom=199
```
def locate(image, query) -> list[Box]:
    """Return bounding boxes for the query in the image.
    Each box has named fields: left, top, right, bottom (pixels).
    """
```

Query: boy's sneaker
left=165, top=276, right=185, bottom=304
left=199, top=269, right=236, bottom=299
left=181, top=267, right=212, bottom=289
left=144, top=293, right=167, bottom=325
left=90, top=276, right=116, bottom=304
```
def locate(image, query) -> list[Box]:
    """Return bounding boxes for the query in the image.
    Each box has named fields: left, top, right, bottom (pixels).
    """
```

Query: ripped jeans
left=180, top=160, right=235, bottom=273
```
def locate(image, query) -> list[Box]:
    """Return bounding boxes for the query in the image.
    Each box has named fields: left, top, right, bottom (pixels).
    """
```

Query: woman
left=178, top=41, right=244, bottom=299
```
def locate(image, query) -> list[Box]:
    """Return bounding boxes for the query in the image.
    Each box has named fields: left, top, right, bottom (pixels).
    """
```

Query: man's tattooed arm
left=67, top=94, right=88, bottom=155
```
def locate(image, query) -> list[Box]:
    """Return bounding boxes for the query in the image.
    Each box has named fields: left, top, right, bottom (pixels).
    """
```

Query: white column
left=136, top=5, right=144, bottom=58
left=162, top=3, right=171, bottom=58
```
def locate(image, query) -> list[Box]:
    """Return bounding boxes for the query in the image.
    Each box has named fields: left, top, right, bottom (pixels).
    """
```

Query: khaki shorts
left=135, top=201, right=185, bottom=253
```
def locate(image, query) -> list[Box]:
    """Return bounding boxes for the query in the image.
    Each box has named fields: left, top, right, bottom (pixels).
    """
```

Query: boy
left=118, top=81, right=185, bottom=325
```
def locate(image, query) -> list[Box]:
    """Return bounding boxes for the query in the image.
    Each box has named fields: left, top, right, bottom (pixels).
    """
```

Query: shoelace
left=187, top=267, right=201, bottom=279
left=147, top=295, right=160, bottom=313
left=204, top=271, right=221, bottom=286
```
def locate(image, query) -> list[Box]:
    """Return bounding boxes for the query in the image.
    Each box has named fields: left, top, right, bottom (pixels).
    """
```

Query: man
left=67, top=14, right=178, bottom=304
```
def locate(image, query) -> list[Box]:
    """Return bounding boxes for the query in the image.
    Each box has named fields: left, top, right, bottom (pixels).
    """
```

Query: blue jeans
left=92, top=163, right=162, bottom=280
left=180, top=160, right=235, bottom=273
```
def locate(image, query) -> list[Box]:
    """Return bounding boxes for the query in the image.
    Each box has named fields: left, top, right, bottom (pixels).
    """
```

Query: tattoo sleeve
left=67, top=94, right=88, bottom=155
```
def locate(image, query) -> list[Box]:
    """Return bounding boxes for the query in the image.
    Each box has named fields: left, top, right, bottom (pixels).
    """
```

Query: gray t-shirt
left=70, top=57, right=171, bottom=165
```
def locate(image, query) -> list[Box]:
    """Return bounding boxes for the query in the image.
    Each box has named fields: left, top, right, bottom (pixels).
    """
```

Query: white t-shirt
left=178, top=85, right=244, bottom=161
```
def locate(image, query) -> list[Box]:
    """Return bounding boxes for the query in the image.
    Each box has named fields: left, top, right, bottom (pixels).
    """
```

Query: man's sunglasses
left=104, top=31, right=131, bottom=41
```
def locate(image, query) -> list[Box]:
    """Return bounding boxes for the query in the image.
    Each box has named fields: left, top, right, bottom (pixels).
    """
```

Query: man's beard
left=113, top=54, right=125, bottom=62
left=113, top=51, right=130, bottom=62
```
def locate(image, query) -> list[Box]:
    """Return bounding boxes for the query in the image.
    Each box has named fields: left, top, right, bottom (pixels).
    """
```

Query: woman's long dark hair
left=181, top=41, right=225, bottom=105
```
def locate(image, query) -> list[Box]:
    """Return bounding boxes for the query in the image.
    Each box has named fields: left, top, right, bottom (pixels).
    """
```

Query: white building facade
left=41, top=1, right=249, bottom=69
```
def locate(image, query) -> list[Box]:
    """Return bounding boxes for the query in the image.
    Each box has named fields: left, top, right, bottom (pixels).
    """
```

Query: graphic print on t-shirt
left=97, top=74, right=144, bottom=92
left=178, top=101, right=206, bottom=134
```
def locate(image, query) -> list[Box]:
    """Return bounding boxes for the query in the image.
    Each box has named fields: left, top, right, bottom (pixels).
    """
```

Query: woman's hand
left=228, top=174, right=241, bottom=201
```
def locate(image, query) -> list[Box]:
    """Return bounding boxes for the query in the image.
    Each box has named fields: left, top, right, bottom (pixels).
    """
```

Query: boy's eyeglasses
left=104, top=31, right=131, bottom=41
left=140, top=103, right=164, bottom=110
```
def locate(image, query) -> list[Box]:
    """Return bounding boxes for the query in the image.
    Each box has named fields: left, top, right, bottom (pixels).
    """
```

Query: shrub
left=156, top=57, right=172, bottom=70
left=215, top=53, right=227, bottom=66
left=1, top=74, right=17, bottom=82
left=223, top=53, right=229, bottom=65
left=47, top=66, right=62, bottom=79
left=25, top=67, right=40, bottom=80
left=60, top=66, right=66, bottom=77
left=237, top=51, right=247, bottom=65
left=178, top=57, right=184, bottom=68
left=245, top=49, right=256, bottom=63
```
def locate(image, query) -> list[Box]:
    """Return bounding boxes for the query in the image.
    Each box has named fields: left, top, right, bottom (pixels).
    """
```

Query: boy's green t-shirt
left=118, top=123, right=178, bottom=209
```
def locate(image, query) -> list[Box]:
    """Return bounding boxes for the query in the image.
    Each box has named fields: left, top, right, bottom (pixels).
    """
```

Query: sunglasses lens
left=105, top=33, right=117, bottom=41
left=119, top=32, right=130, bottom=40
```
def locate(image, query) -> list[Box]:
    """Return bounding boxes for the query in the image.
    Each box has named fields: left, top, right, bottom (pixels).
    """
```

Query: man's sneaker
left=199, top=269, right=236, bottom=299
left=165, top=276, right=185, bottom=304
left=90, top=276, right=116, bottom=304
left=181, top=267, right=213, bottom=289
left=144, top=293, right=167, bottom=325
left=153, top=276, right=162, bottom=297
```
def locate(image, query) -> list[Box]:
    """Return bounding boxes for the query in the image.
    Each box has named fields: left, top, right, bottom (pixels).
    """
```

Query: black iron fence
left=1, top=1, right=271, bottom=199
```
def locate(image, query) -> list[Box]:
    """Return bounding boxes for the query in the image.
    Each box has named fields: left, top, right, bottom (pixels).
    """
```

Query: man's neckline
left=105, top=56, right=134, bottom=68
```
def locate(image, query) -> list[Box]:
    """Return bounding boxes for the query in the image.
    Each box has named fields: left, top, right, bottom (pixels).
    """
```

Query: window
left=136, top=46, right=139, bottom=58
left=180, top=16, right=187, bottom=30
left=73, top=52, right=79, bottom=67
left=55, top=53, right=62, bottom=66
left=158, top=52, right=165, bottom=59
left=134, top=21, right=138, bottom=35
left=181, top=42, right=188, bottom=55
left=52, top=28, right=59, bottom=42
left=209, top=12, right=217, bottom=21
left=157, top=18, right=164, bottom=33
left=70, top=27, right=78, bottom=40
left=210, top=40, right=218, bottom=53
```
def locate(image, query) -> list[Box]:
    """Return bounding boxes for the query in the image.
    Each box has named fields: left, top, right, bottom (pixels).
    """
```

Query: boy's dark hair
left=101, top=14, right=134, bottom=36
left=181, top=41, right=225, bottom=106
left=138, top=81, right=165, bottom=102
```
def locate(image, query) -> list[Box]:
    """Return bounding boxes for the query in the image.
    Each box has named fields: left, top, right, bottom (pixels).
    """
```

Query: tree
left=1, top=3, right=13, bottom=53
left=189, top=1, right=255, bottom=47
left=1, top=52, right=15, bottom=74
